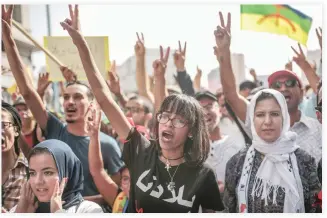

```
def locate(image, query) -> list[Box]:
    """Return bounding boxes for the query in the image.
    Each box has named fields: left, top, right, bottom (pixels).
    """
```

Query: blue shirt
left=45, top=112, right=124, bottom=196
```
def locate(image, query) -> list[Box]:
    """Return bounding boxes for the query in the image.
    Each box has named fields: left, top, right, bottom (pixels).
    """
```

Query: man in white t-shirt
left=195, top=91, right=245, bottom=192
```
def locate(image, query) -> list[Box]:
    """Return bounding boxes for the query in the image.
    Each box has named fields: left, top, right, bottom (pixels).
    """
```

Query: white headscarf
left=238, top=89, right=305, bottom=213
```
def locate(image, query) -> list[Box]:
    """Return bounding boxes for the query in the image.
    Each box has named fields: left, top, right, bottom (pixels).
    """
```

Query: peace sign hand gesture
left=134, top=32, right=146, bottom=57
left=1, top=5, right=14, bottom=38
left=173, top=41, right=187, bottom=72
left=213, top=12, right=231, bottom=61
left=50, top=178, right=67, bottom=213
left=107, top=60, right=122, bottom=95
left=60, top=5, right=83, bottom=45
left=85, top=102, right=102, bottom=138
left=291, top=43, right=311, bottom=70
left=153, top=46, right=170, bottom=78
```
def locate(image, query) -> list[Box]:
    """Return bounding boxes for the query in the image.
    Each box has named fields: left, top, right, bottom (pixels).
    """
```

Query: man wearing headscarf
left=1, top=101, right=29, bottom=212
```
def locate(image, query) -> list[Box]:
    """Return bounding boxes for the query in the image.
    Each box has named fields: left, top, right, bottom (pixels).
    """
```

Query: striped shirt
left=2, top=151, right=28, bottom=211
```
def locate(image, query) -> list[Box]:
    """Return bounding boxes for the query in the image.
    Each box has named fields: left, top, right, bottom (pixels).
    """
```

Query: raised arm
left=135, top=32, right=155, bottom=104
left=291, top=43, right=320, bottom=94
left=174, top=41, right=195, bottom=96
left=2, top=5, right=48, bottom=129
left=213, top=12, right=248, bottom=121
left=106, top=60, right=128, bottom=109
left=87, top=104, right=119, bottom=207
left=36, top=72, right=52, bottom=102
left=193, top=66, right=202, bottom=92
left=153, top=46, right=170, bottom=112
left=60, top=5, right=132, bottom=139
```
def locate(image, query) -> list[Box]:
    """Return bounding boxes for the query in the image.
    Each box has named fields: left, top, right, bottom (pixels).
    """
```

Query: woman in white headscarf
left=223, top=89, right=321, bottom=213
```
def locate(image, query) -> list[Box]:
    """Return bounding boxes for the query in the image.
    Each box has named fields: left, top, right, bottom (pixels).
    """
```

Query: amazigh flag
left=240, top=5, right=312, bottom=45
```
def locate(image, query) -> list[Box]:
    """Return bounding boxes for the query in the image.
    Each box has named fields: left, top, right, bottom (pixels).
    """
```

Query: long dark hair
left=153, top=94, right=210, bottom=167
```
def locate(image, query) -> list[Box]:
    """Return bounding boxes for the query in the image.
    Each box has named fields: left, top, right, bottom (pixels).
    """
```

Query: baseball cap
left=194, top=90, right=217, bottom=101
left=268, top=70, right=302, bottom=88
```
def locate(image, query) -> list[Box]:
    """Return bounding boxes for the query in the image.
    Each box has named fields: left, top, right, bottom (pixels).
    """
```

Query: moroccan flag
left=240, top=5, right=312, bottom=45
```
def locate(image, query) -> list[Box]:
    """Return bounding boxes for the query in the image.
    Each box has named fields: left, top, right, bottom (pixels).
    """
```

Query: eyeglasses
left=1, top=122, right=14, bottom=130
left=270, top=79, right=298, bottom=89
left=126, top=107, right=144, bottom=114
left=157, top=113, right=188, bottom=128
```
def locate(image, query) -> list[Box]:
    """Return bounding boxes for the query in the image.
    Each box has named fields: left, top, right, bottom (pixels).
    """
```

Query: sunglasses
left=271, top=79, right=298, bottom=89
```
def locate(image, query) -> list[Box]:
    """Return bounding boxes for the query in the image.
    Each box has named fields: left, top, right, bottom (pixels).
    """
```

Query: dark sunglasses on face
left=271, top=79, right=298, bottom=89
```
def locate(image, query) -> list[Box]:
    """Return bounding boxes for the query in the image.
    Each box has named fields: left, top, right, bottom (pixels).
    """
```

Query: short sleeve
left=44, top=112, right=65, bottom=139
left=198, top=168, right=224, bottom=212
left=100, top=134, right=125, bottom=175
left=122, top=127, right=153, bottom=168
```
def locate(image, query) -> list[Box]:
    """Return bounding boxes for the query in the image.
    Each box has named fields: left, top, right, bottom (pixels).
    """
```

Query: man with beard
left=2, top=6, right=124, bottom=211
left=1, top=101, right=28, bottom=212
left=195, top=91, right=245, bottom=193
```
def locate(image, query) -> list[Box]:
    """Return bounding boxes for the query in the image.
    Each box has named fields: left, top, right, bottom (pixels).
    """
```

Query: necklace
left=166, top=164, right=180, bottom=192
left=162, top=154, right=184, bottom=171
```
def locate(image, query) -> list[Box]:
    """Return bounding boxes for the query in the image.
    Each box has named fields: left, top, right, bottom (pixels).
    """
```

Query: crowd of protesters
left=1, top=5, right=322, bottom=213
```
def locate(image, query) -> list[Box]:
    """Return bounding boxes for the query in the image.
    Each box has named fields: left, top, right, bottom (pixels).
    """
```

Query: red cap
left=268, top=70, right=302, bottom=89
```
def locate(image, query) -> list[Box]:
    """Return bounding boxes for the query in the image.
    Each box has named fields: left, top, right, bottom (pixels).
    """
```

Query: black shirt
left=123, top=127, right=224, bottom=213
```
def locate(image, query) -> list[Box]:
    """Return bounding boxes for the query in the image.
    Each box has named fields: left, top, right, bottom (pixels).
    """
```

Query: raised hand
left=173, top=41, right=187, bottom=72
left=85, top=102, right=102, bottom=137
left=59, top=66, right=77, bottom=82
left=15, top=181, right=38, bottom=213
left=285, top=60, right=293, bottom=71
left=193, top=65, right=202, bottom=91
left=134, top=32, right=145, bottom=57
left=153, top=46, right=170, bottom=78
left=37, top=72, right=52, bottom=97
left=106, top=60, right=121, bottom=95
left=60, top=5, right=83, bottom=44
left=50, top=178, right=67, bottom=213
left=1, top=5, right=14, bottom=37
left=291, top=43, right=311, bottom=69
left=315, top=27, right=322, bottom=51
left=213, top=12, right=231, bottom=60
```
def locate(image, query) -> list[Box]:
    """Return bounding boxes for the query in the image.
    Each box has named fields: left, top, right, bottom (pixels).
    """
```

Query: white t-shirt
left=219, top=117, right=247, bottom=147
left=205, top=135, right=245, bottom=183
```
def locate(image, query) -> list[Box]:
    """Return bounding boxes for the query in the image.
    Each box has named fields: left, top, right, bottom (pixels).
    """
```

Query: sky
left=28, top=3, right=322, bottom=87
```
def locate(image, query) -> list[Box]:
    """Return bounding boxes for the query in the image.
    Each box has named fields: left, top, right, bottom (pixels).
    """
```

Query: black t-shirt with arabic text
left=123, top=128, right=224, bottom=213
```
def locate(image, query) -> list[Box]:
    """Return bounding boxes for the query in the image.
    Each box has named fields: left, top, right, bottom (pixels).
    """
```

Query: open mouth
left=282, top=94, right=291, bottom=103
left=66, top=108, right=77, bottom=114
left=162, top=130, right=173, bottom=141
left=36, top=188, right=49, bottom=195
